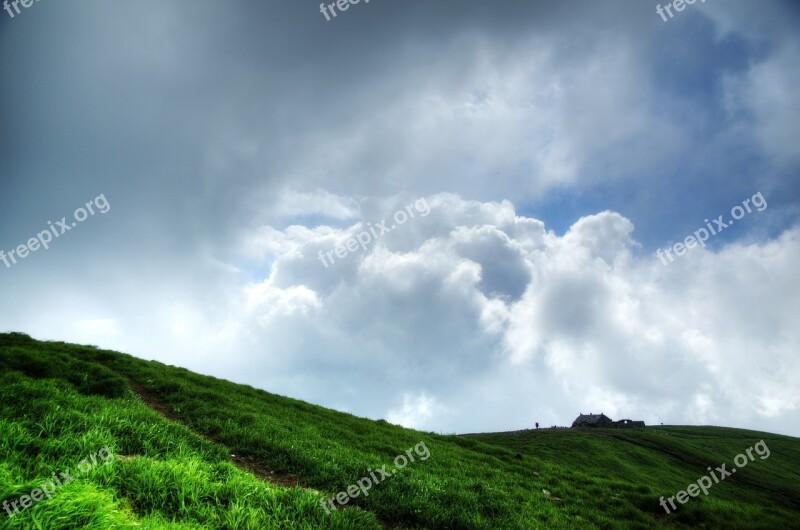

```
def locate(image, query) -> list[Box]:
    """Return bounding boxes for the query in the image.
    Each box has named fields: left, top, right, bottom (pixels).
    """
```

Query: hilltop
left=1, top=332, right=798, bottom=529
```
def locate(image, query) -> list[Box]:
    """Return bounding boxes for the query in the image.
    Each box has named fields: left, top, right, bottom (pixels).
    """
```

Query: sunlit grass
left=1, top=332, right=798, bottom=529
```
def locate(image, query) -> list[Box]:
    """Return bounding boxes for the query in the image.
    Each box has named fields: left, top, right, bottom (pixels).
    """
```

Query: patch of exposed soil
left=126, top=378, right=305, bottom=489
left=126, top=378, right=400, bottom=529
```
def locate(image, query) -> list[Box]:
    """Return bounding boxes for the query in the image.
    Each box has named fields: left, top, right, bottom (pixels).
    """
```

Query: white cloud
left=186, top=193, right=800, bottom=435
left=387, top=393, right=446, bottom=431
left=271, top=188, right=360, bottom=221
left=4, top=183, right=798, bottom=436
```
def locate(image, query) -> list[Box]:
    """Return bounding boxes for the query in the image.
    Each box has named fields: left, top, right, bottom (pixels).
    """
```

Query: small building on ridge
left=571, top=413, right=612, bottom=428
left=571, top=413, right=646, bottom=428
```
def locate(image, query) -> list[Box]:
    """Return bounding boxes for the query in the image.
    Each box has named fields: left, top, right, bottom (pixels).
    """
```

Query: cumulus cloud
left=169, top=193, right=800, bottom=435
left=387, top=393, right=447, bottom=431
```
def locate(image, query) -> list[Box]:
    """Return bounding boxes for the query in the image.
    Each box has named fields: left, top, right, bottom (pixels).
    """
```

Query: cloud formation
left=1, top=0, right=798, bottom=436
left=153, top=193, right=798, bottom=435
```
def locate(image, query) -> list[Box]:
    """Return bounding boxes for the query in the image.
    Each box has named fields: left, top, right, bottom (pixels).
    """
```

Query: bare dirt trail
left=126, top=378, right=306, bottom=489
left=126, top=378, right=399, bottom=529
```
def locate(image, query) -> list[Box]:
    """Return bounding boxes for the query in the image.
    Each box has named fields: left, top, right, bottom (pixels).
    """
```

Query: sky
left=1, top=0, right=799, bottom=437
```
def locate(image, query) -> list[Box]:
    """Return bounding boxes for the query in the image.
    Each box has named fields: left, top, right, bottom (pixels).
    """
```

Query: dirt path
left=126, top=378, right=399, bottom=529
left=126, top=378, right=306, bottom=489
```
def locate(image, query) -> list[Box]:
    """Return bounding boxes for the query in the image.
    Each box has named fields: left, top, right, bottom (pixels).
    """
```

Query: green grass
left=1, top=332, right=798, bottom=529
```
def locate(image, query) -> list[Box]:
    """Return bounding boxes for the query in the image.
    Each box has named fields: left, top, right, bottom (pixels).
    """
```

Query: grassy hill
left=1, top=332, right=798, bottom=529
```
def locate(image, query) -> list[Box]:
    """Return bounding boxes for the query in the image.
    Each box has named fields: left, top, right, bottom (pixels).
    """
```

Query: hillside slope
left=1, top=333, right=798, bottom=529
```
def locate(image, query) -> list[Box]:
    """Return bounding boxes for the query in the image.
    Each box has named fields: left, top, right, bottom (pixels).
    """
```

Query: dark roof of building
left=572, top=413, right=612, bottom=426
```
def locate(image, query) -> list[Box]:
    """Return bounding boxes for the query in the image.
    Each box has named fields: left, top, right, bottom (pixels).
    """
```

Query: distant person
left=535, top=422, right=539, bottom=429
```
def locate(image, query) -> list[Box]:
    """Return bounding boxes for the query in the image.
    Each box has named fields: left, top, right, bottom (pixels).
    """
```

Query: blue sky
left=1, top=0, right=799, bottom=436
